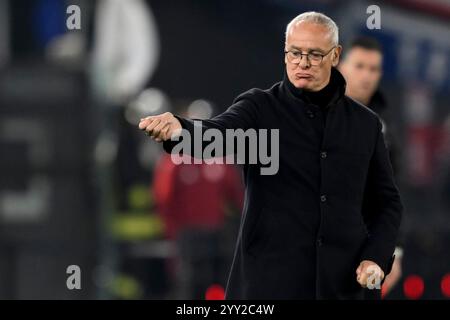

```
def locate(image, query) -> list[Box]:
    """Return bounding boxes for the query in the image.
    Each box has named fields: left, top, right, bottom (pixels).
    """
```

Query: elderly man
left=139, top=12, right=403, bottom=299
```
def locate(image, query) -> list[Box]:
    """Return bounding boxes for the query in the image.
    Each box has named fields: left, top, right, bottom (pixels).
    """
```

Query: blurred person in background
left=91, top=0, right=161, bottom=208
left=152, top=103, right=244, bottom=299
left=90, top=0, right=164, bottom=298
left=339, top=36, right=404, bottom=299
left=139, top=12, right=403, bottom=299
left=91, top=0, right=158, bottom=105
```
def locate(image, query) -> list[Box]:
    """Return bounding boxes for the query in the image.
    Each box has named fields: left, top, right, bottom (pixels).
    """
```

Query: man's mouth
left=295, top=73, right=313, bottom=80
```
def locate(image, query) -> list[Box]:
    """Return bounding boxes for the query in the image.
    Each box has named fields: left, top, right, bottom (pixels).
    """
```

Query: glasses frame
left=284, top=46, right=336, bottom=66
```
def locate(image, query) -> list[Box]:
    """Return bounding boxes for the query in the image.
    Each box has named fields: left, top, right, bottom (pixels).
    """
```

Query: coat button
left=320, top=151, right=327, bottom=159
left=320, top=195, right=327, bottom=202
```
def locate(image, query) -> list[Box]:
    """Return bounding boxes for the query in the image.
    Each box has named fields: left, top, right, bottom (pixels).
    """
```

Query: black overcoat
left=163, top=68, right=403, bottom=299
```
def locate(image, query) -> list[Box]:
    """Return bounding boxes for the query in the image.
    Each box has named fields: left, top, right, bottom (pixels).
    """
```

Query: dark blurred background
left=0, top=0, right=448, bottom=299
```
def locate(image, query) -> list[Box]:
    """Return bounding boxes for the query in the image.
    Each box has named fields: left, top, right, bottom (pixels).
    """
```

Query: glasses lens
left=287, top=51, right=299, bottom=63
left=309, top=53, right=322, bottom=65
left=287, top=51, right=322, bottom=65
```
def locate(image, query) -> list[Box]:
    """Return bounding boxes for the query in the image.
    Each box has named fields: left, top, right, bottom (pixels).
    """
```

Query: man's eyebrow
left=289, top=45, right=326, bottom=53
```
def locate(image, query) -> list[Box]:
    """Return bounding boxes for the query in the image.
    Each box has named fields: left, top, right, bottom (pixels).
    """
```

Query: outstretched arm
left=138, top=90, right=262, bottom=157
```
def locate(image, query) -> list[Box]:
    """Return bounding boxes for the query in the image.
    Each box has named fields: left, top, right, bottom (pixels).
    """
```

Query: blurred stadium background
left=0, top=0, right=449, bottom=299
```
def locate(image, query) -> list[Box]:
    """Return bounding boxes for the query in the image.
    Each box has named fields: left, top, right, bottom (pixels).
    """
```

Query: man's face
left=339, top=47, right=382, bottom=103
left=285, top=21, right=341, bottom=91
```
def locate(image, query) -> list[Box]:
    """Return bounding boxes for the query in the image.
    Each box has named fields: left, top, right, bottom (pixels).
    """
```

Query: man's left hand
left=356, top=260, right=385, bottom=289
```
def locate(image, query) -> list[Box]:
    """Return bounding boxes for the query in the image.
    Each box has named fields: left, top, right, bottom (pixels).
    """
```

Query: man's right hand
left=138, top=112, right=182, bottom=142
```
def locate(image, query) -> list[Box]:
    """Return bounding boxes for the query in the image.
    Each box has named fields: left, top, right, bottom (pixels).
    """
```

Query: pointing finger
left=145, top=118, right=161, bottom=135
left=139, top=117, right=154, bottom=130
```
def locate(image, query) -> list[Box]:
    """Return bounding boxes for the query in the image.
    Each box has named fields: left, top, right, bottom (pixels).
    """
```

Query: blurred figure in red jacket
left=153, top=154, right=243, bottom=240
left=152, top=102, right=244, bottom=299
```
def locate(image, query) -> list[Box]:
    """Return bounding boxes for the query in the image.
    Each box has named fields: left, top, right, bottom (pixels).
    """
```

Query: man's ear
left=284, top=47, right=288, bottom=65
left=332, top=45, right=343, bottom=67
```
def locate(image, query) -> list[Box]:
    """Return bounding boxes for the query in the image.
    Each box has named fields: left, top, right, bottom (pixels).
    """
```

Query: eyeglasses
left=284, top=46, right=336, bottom=66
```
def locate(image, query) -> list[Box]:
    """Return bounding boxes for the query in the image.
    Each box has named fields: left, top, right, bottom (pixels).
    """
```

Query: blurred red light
left=205, top=284, right=225, bottom=300
left=441, top=273, right=450, bottom=298
left=403, top=275, right=424, bottom=300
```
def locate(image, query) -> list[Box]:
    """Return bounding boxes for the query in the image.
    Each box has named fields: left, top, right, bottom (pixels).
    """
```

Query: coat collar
left=281, top=67, right=347, bottom=108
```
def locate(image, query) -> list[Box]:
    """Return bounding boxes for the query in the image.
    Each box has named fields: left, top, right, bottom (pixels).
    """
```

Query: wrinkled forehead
left=286, top=21, right=334, bottom=50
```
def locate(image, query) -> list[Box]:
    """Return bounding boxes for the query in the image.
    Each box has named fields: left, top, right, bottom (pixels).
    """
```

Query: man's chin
left=293, top=80, right=314, bottom=91
left=354, top=91, right=372, bottom=104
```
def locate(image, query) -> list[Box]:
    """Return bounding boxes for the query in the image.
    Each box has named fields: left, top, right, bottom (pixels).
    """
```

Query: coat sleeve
left=162, top=89, right=262, bottom=155
left=360, top=117, right=403, bottom=274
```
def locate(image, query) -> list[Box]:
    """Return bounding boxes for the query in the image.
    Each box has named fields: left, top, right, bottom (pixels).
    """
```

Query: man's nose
left=298, top=55, right=310, bottom=69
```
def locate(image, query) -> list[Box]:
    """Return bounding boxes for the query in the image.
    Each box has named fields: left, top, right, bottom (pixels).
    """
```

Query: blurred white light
left=125, top=88, right=170, bottom=125
left=187, top=99, right=214, bottom=119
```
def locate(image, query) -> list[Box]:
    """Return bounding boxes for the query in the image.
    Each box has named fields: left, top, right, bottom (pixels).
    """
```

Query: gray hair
left=285, top=12, right=339, bottom=46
